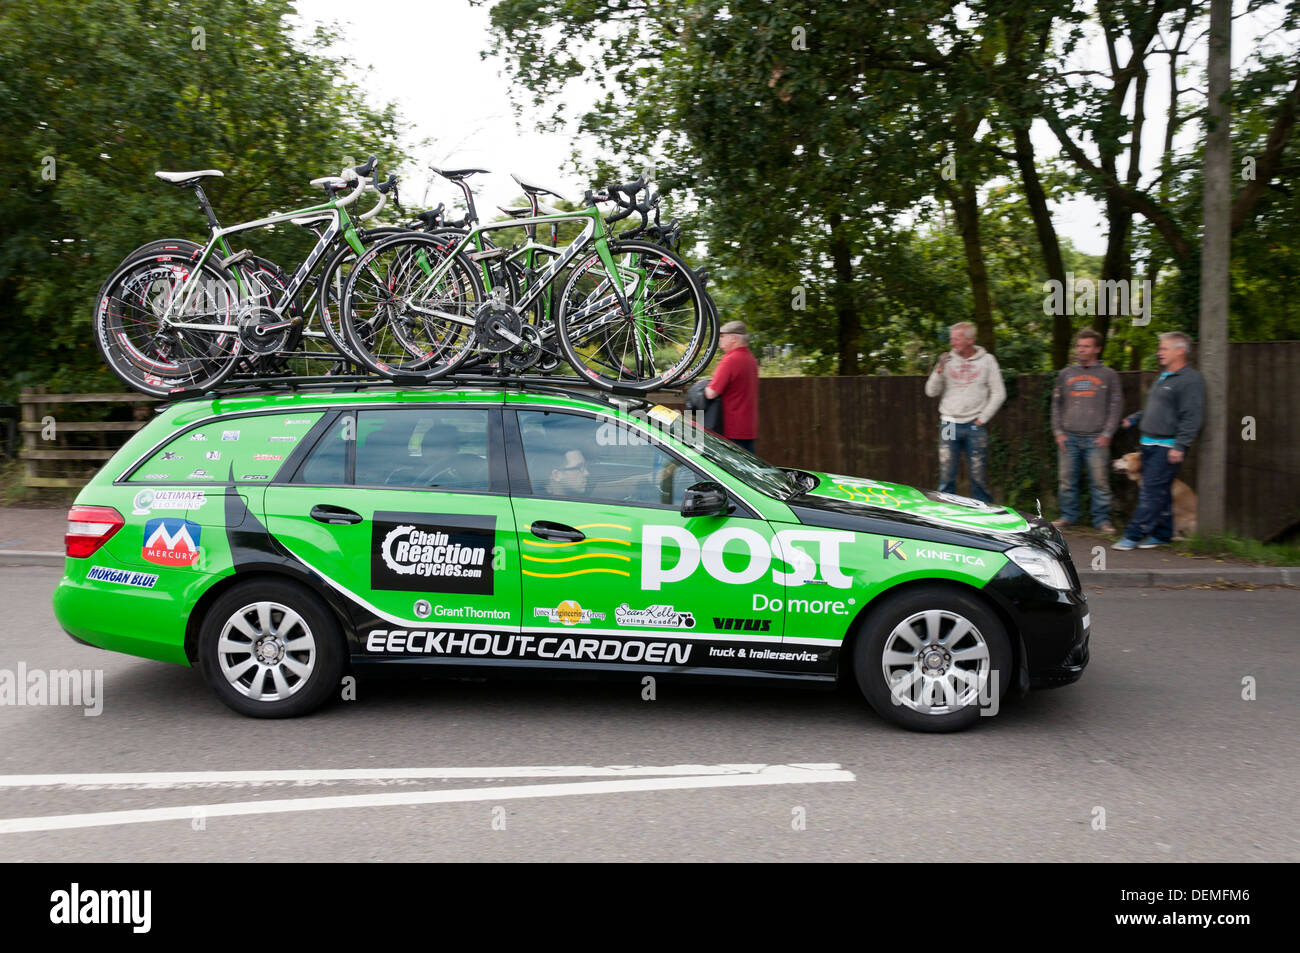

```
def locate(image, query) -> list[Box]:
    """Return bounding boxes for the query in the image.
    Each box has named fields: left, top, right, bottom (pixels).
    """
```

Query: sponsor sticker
left=642, top=526, right=854, bottom=590
left=141, top=518, right=202, bottom=566
left=534, top=601, right=606, bottom=626
left=371, top=513, right=495, bottom=595
left=647, top=404, right=681, bottom=425
left=253, top=454, right=283, bottom=461
left=883, top=539, right=907, bottom=560
left=285, top=418, right=313, bottom=426
left=221, top=430, right=239, bottom=441
left=187, top=469, right=211, bottom=479
left=142, top=473, right=170, bottom=480
left=241, top=474, right=270, bottom=480
left=132, top=488, right=206, bottom=515
left=161, top=451, right=182, bottom=461
left=712, top=616, right=772, bottom=632
left=205, top=450, right=221, bottom=461
left=188, top=432, right=207, bottom=441
left=614, top=604, right=696, bottom=629
left=267, top=435, right=296, bottom=443
left=87, top=566, right=159, bottom=589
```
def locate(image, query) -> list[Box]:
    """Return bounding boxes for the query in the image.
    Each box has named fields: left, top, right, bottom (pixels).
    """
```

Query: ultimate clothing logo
left=371, top=512, right=495, bottom=595
left=142, top=518, right=202, bottom=566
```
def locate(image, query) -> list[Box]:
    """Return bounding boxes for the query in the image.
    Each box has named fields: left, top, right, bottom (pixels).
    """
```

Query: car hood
left=786, top=471, right=1061, bottom=552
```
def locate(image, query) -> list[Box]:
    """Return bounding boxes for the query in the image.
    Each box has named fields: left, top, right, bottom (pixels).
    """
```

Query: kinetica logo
left=141, top=518, right=202, bottom=566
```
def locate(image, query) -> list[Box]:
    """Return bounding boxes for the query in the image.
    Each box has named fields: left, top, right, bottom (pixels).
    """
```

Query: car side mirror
left=681, top=481, right=731, bottom=517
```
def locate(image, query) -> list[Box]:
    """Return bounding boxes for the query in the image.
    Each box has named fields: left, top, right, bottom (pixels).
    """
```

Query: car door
left=264, top=404, right=521, bottom=655
left=505, top=407, right=791, bottom=673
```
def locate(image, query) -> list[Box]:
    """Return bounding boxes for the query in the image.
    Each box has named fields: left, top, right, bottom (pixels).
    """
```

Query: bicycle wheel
left=666, top=286, right=720, bottom=386
left=94, top=247, right=243, bottom=397
left=315, top=226, right=410, bottom=367
left=554, top=240, right=710, bottom=392
left=339, top=232, right=485, bottom=379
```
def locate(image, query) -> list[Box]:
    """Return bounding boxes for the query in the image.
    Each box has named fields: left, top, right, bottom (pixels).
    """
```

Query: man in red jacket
left=705, top=320, right=759, bottom=453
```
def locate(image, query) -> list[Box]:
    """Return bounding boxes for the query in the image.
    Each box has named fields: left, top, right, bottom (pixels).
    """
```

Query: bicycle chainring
left=473, top=302, right=523, bottom=354
left=238, top=306, right=293, bottom=355
left=504, top=324, right=544, bottom=372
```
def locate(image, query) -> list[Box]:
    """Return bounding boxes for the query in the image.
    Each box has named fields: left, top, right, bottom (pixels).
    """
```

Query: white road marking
left=0, top=764, right=853, bottom=834
left=0, top=763, right=841, bottom=789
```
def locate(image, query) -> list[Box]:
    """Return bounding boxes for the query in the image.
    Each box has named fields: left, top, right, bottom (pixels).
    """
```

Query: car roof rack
left=156, top=372, right=682, bottom=413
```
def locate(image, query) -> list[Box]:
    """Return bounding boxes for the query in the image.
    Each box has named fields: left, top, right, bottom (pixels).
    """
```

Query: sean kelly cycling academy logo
left=371, top=512, right=495, bottom=595
left=142, top=518, right=202, bottom=566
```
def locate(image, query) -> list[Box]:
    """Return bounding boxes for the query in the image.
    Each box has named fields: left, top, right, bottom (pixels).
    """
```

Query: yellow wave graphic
left=573, top=523, right=632, bottom=532
left=523, top=537, right=631, bottom=548
left=522, top=553, right=631, bottom=563
left=522, top=568, right=631, bottom=578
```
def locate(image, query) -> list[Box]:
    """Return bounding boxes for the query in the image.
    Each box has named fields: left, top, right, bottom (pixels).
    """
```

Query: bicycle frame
left=159, top=192, right=370, bottom=333
left=407, top=206, right=632, bottom=325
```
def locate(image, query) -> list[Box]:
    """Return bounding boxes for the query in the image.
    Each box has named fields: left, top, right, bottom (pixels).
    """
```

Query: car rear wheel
left=853, top=585, right=1010, bottom=732
left=197, top=580, right=344, bottom=718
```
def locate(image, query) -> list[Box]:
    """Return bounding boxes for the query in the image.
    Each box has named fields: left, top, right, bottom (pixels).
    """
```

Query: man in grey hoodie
left=1051, top=328, right=1123, bottom=533
left=925, top=322, right=1006, bottom=503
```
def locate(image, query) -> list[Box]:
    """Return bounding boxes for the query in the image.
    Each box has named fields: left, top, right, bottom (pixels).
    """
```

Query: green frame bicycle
left=339, top=176, right=711, bottom=392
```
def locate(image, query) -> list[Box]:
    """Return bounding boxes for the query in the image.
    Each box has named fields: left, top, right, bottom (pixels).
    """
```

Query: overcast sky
left=291, top=0, right=1282, bottom=259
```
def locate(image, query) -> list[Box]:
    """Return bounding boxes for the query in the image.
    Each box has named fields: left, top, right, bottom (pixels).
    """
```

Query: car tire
left=197, top=579, right=344, bottom=718
left=853, top=584, right=1011, bottom=733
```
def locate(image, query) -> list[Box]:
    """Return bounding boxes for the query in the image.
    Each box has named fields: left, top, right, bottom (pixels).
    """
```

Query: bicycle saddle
left=510, top=173, right=563, bottom=199
left=432, top=167, right=489, bottom=180
left=155, top=170, right=224, bottom=186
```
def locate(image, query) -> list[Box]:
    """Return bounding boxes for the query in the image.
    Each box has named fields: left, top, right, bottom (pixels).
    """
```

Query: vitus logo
left=142, top=518, right=202, bottom=566
left=371, top=513, right=495, bottom=595
left=712, top=617, right=772, bottom=632
left=883, top=539, right=907, bottom=561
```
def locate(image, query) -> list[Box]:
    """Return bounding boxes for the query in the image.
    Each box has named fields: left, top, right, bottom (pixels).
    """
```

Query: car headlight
left=1006, top=546, right=1072, bottom=590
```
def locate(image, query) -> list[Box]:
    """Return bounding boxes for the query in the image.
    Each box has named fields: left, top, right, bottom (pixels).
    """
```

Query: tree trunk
left=1012, top=122, right=1069, bottom=367
left=827, top=210, right=861, bottom=375
left=949, top=180, right=996, bottom=354
left=1199, top=0, right=1231, bottom=534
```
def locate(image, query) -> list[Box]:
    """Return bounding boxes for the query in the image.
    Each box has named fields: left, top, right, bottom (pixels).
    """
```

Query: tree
left=0, top=0, right=405, bottom=398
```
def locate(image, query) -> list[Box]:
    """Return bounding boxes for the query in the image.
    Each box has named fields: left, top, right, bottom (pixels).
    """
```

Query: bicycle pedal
left=220, top=249, right=255, bottom=268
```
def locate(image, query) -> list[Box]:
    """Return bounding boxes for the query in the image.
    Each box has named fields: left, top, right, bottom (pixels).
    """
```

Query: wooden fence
left=19, top=388, right=155, bottom=490
left=13, top=341, right=1300, bottom=540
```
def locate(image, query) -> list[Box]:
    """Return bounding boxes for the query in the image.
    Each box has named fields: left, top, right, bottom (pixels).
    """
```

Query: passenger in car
left=544, top=449, right=590, bottom=497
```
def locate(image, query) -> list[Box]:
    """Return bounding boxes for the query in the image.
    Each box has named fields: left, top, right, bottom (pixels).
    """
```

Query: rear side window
left=294, top=408, right=495, bottom=492
left=130, top=412, right=322, bottom=483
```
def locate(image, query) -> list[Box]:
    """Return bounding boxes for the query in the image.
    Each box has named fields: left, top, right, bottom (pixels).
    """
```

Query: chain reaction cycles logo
left=371, top=513, right=495, bottom=595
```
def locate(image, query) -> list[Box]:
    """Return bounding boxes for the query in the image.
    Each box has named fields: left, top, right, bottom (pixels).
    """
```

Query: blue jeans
left=1057, top=433, right=1112, bottom=526
left=1123, top=443, right=1182, bottom=543
left=938, top=421, right=991, bottom=502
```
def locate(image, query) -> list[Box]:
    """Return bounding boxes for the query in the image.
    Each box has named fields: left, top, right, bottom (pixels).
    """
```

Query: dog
left=1112, top=451, right=1198, bottom=538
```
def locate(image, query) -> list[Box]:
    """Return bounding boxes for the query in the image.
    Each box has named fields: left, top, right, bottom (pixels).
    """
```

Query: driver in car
left=545, top=449, right=590, bottom=497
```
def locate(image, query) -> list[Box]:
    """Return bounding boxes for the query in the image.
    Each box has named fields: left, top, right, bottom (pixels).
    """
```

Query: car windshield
left=685, top=425, right=800, bottom=498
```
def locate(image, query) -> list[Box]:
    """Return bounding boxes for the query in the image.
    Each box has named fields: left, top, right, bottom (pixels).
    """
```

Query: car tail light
left=66, top=505, right=124, bottom=558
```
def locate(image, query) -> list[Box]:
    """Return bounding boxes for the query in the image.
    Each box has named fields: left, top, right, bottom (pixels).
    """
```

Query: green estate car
left=53, top=382, right=1089, bottom=731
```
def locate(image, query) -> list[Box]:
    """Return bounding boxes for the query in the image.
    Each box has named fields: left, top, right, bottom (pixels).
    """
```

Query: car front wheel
left=853, top=585, right=1011, bottom=732
left=197, top=579, right=344, bottom=718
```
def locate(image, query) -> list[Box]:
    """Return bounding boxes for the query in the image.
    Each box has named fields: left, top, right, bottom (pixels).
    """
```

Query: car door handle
left=310, top=505, right=363, bottom=525
left=530, top=521, right=585, bottom=542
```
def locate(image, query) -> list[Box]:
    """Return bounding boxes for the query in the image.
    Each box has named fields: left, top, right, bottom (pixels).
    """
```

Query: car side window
left=296, top=414, right=351, bottom=485
left=517, top=410, right=704, bottom=507
left=130, top=412, right=322, bottom=483
left=350, top=408, right=493, bottom=491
